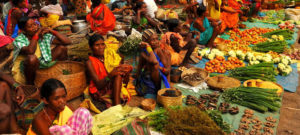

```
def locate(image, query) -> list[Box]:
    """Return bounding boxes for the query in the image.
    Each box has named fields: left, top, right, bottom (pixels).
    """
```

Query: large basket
left=157, top=88, right=182, bottom=108
left=181, top=67, right=209, bottom=86
left=34, top=61, right=86, bottom=101
left=207, top=75, right=241, bottom=91
left=12, top=85, right=40, bottom=100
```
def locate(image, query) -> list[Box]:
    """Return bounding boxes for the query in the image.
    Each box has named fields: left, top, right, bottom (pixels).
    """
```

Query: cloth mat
left=174, top=86, right=282, bottom=134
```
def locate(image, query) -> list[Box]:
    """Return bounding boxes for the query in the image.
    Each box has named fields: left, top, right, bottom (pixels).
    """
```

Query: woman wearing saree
left=220, top=0, right=242, bottom=33
left=86, top=0, right=116, bottom=35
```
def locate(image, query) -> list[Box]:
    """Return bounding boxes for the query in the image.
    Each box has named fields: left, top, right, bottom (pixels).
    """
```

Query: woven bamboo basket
left=141, top=98, right=156, bottom=111
left=157, top=88, right=182, bottom=108
left=12, top=85, right=39, bottom=100
left=34, top=61, right=86, bottom=101
left=207, top=75, right=241, bottom=91
left=181, top=67, right=209, bottom=86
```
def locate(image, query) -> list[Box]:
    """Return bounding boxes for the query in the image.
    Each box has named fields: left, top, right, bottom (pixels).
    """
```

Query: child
left=136, top=29, right=171, bottom=100
left=161, top=19, right=197, bottom=67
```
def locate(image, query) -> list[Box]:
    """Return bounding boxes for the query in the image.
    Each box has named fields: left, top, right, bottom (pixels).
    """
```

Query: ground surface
left=276, top=32, right=300, bottom=135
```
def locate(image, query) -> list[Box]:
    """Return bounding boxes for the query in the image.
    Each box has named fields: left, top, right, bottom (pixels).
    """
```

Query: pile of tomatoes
left=205, top=56, right=245, bottom=73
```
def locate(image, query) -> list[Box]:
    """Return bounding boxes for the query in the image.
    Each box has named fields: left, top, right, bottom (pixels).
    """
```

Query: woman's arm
left=20, top=29, right=42, bottom=55
left=193, top=19, right=206, bottom=32
left=49, top=29, right=72, bottom=45
left=86, top=60, right=111, bottom=91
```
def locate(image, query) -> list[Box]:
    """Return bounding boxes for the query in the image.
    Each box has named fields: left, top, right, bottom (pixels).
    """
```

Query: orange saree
left=86, top=4, right=116, bottom=35
left=220, top=6, right=239, bottom=33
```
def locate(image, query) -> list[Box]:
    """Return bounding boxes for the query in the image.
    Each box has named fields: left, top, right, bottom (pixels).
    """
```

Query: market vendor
left=136, top=29, right=171, bottom=99
left=27, top=79, right=93, bottom=135
left=161, top=19, right=197, bottom=67
left=0, top=71, right=25, bottom=134
left=190, top=4, right=221, bottom=48
left=12, top=16, right=71, bottom=85
left=132, top=1, right=161, bottom=32
left=86, top=34, right=133, bottom=111
left=86, top=0, right=116, bottom=35
left=220, top=0, right=242, bottom=33
left=39, top=0, right=64, bottom=28
left=4, top=0, right=30, bottom=38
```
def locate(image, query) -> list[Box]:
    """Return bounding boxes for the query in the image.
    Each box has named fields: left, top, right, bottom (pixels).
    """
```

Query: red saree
left=88, top=56, right=113, bottom=108
left=86, top=4, right=116, bottom=35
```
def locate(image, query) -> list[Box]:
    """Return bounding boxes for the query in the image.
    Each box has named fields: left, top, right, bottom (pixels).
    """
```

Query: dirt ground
left=276, top=33, right=300, bottom=135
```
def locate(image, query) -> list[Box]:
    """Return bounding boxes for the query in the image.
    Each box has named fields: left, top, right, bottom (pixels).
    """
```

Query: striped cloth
left=49, top=108, right=93, bottom=135
left=15, top=99, right=44, bottom=130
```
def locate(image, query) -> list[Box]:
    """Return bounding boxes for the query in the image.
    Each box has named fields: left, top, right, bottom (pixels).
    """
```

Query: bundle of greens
left=147, top=108, right=168, bottom=132
left=262, top=29, right=293, bottom=40
left=118, top=37, right=142, bottom=55
left=222, top=87, right=281, bottom=112
left=206, top=110, right=231, bottom=133
left=228, top=62, right=277, bottom=82
left=164, top=106, right=225, bottom=135
left=252, top=40, right=287, bottom=53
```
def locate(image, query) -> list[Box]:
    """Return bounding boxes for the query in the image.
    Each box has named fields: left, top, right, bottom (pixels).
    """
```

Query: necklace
left=43, top=108, right=53, bottom=125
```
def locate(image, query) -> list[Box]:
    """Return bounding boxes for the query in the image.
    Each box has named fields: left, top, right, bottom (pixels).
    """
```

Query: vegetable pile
left=147, top=106, right=226, bottom=135
left=222, top=87, right=281, bottom=112
left=252, top=40, right=287, bottom=53
left=229, top=63, right=277, bottom=82
left=204, top=56, right=245, bottom=73
left=164, top=106, right=225, bottom=135
left=223, top=28, right=273, bottom=52
left=262, top=29, right=294, bottom=40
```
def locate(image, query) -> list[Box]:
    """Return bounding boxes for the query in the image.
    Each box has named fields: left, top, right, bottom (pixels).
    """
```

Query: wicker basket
left=34, top=61, right=86, bottom=101
left=141, top=98, right=156, bottom=111
left=207, top=75, right=241, bottom=91
left=157, top=88, right=182, bottom=108
left=12, top=85, right=39, bottom=100
left=181, top=67, right=209, bottom=86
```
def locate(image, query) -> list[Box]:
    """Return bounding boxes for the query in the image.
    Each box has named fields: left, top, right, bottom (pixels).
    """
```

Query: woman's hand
left=15, top=86, right=25, bottom=105
left=140, top=42, right=150, bottom=48
left=108, top=67, right=123, bottom=79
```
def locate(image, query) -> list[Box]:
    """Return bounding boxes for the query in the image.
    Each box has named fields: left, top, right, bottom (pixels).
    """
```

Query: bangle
left=146, top=46, right=153, bottom=53
left=13, top=83, right=20, bottom=91
left=32, top=34, right=39, bottom=40
left=105, top=76, right=110, bottom=82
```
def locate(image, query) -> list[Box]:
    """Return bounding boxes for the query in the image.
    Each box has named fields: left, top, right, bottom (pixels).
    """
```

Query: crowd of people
left=0, top=0, right=263, bottom=134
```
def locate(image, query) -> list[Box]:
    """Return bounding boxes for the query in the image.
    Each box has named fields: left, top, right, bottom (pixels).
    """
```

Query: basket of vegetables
left=157, top=88, right=182, bottom=108
left=206, top=75, right=241, bottom=91
left=181, top=67, right=209, bottom=86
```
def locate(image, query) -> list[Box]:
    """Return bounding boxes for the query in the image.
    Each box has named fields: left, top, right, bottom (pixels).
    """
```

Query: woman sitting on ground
left=27, top=79, right=93, bottom=135
left=190, top=4, right=221, bottom=48
left=131, top=2, right=161, bottom=32
left=220, top=0, right=242, bottom=33
left=86, top=0, right=116, bottom=35
left=12, top=16, right=71, bottom=85
left=0, top=71, right=25, bottom=134
left=86, top=34, right=133, bottom=111
left=161, top=19, right=197, bottom=67
left=136, top=29, right=171, bottom=100
left=39, top=0, right=64, bottom=28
